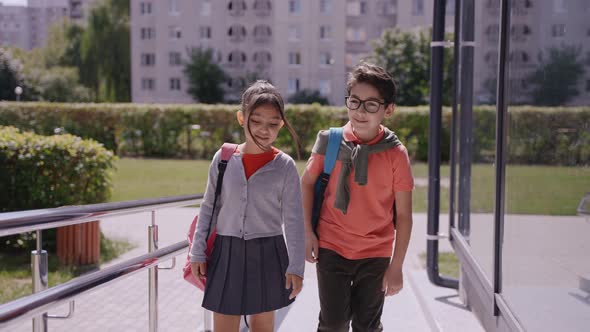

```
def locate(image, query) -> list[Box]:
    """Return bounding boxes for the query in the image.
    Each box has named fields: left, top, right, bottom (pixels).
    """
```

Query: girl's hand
left=285, top=273, right=303, bottom=300
left=191, top=262, right=207, bottom=279
left=305, top=231, right=319, bottom=263
left=382, top=265, right=403, bottom=296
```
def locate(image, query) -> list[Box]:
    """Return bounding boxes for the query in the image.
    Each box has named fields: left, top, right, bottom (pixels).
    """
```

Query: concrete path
left=8, top=209, right=483, bottom=332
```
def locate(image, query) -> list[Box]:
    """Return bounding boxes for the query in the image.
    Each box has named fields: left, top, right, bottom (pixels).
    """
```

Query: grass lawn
left=0, top=236, right=134, bottom=304
left=419, top=252, right=460, bottom=279
left=111, top=158, right=589, bottom=216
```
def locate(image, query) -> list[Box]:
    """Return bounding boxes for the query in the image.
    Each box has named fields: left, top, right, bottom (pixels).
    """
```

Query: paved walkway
left=9, top=209, right=484, bottom=332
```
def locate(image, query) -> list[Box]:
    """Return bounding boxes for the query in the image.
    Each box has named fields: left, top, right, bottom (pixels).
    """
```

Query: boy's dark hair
left=241, top=80, right=301, bottom=158
left=346, top=62, right=397, bottom=105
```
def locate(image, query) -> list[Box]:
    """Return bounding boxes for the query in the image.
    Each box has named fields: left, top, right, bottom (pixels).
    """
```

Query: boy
left=301, top=62, right=414, bottom=332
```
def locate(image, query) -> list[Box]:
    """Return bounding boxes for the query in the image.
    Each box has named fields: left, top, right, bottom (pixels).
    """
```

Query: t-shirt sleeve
left=304, top=152, right=325, bottom=178
left=392, top=145, right=414, bottom=193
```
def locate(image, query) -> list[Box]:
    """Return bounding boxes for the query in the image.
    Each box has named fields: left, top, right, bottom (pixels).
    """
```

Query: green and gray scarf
left=312, top=128, right=401, bottom=214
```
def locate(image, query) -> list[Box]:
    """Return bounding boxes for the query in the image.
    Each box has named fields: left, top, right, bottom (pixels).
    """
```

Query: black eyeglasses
left=345, top=96, right=386, bottom=113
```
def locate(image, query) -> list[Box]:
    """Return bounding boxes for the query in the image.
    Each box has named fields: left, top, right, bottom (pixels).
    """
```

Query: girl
left=190, top=80, right=305, bottom=332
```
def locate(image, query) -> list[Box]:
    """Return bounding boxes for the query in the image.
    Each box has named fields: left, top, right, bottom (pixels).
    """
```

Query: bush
left=0, top=102, right=588, bottom=165
left=0, top=126, right=116, bottom=252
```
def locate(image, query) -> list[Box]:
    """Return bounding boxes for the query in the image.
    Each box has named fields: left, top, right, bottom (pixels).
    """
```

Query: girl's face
left=239, top=104, right=284, bottom=150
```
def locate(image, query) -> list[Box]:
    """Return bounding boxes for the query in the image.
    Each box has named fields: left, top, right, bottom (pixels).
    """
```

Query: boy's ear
left=384, top=103, right=395, bottom=118
left=236, top=111, right=244, bottom=126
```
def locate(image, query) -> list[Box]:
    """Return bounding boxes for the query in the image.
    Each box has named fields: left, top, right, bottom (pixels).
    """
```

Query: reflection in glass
left=502, top=0, right=590, bottom=330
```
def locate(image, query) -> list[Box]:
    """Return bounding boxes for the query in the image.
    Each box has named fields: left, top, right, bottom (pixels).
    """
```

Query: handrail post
left=31, top=230, right=48, bottom=332
left=148, top=211, right=158, bottom=332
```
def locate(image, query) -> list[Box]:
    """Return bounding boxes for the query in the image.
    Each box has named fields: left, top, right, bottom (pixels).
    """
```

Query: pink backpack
left=183, top=143, right=237, bottom=290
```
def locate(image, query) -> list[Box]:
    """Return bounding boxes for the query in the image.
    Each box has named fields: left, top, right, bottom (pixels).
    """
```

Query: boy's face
left=347, top=82, right=394, bottom=139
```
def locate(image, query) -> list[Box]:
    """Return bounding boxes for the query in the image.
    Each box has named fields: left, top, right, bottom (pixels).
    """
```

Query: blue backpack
left=311, top=127, right=343, bottom=237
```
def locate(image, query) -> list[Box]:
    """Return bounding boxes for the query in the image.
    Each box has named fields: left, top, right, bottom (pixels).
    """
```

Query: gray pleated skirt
left=202, top=234, right=294, bottom=315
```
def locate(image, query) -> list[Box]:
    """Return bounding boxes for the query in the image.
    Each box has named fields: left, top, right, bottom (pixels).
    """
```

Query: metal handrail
left=0, top=194, right=203, bottom=237
left=0, top=241, right=188, bottom=330
left=0, top=193, right=205, bottom=331
left=578, top=192, right=590, bottom=216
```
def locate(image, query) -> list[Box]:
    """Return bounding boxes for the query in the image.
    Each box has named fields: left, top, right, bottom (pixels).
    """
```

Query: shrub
left=0, top=126, right=116, bottom=252
left=0, top=102, right=588, bottom=165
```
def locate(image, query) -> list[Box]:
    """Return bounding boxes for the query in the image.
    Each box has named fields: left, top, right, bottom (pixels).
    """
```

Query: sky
left=1, top=0, right=27, bottom=6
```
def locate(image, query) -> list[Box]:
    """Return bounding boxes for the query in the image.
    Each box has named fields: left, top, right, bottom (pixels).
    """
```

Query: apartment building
left=131, top=0, right=402, bottom=105
left=0, top=0, right=99, bottom=50
left=473, top=0, right=590, bottom=105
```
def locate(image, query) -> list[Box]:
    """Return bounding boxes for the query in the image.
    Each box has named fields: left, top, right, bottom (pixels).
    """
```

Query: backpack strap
left=323, top=128, right=343, bottom=174
left=207, top=143, right=238, bottom=238
left=311, top=128, right=343, bottom=236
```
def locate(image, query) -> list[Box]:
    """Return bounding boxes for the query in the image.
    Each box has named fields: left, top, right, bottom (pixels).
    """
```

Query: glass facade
left=448, top=0, right=590, bottom=330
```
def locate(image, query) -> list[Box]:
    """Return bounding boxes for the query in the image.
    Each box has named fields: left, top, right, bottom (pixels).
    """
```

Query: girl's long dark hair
left=241, top=80, right=301, bottom=159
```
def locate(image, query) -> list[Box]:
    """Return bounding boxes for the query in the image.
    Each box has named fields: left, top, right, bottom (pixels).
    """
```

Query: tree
left=527, top=45, right=585, bottom=106
left=0, top=48, right=27, bottom=101
left=80, top=0, right=130, bottom=102
left=183, top=47, right=228, bottom=103
left=287, top=89, right=330, bottom=105
left=369, top=28, right=454, bottom=106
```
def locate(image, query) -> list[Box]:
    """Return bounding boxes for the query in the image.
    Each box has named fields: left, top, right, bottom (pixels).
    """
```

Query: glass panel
left=502, top=0, right=590, bottom=330
left=457, top=0, right=498, bottom=281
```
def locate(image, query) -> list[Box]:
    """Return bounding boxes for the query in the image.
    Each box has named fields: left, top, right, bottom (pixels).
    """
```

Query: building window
left=141, top=78, right=155, bottom=90
left=289, top=0, right=301, bottom=14
left=170, top=78, right=181, bottom=90
left=509, top=50, right=529, bottom=64
left=289, top=52, right=301, bottom=65
left=200, top=26, right=211, bottom=39
left=228, top=1, right=247, bottom=16
left=253, top=25, right=272, bottom=42
left=412, top=0, right=424, bottom=16
left=141, top=53, right=156, bottom=66
left=346, top=27, right=366, bottom=42
left=360, top=1, right=368, bottom=14
left=253, top=51, right=272, bottom=67
left=289, top=25, right=302, bottom=41
left=551, top=24, right=565, bottom=37
left=253, top=0, right=271, bottom=16
left=169, top=52, right=182, bottom=66
left=553, top=0, right=567, bottom=13
left=320, top=25, right=332, bottom=40
left=319, top=80, right=331, bottom=96
left=288, top=78, right=300, bottom=94
left=319, top=52, right=333, bottom=66
left=511, top=24, right=531, bottom=41
left=201, top=0, right=211, bottom=16
left=141, top=27, right=155, bottom=40
left=484, top=51, right=498, bottom=68
left=228, top=24, right=247, bottom=42
left=486, top=24, right=499, bottom=42
left=169, top=26, right=182, bottom=39
left=140, top=2, right=152, bottom=15
left=228, top=50, right=247, bottom=66
left=169, top=0, right=179, bottom=15
left=320, top=0, right=332, bottom=14
left=345, top=53, right=366, bottom=67
left=347, top=1, right=360, bottom=16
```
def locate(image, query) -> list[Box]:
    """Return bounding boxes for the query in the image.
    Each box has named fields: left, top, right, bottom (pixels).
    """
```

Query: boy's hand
left=382, top=264, right=403, bottom=296
left=285, top=273, right=303, bottom=300
left=191, top=262, right=207, bottom=279
left=305, top=231, right=319, bottom=263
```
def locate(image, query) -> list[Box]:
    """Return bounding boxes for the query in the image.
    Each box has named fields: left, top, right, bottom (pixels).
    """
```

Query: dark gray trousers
left=316, top=248, right=390, bottom=332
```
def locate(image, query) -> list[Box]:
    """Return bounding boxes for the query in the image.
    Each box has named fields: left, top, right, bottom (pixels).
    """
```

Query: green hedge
left=0, top=102, right=588, bottom=165
left=0, top=126, right=116, bottom=251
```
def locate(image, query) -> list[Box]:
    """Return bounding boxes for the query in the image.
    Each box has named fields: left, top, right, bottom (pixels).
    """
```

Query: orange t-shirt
left=242, top=147, right=280, bottom=179
left=305, top=122, right=414, bottom=260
